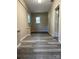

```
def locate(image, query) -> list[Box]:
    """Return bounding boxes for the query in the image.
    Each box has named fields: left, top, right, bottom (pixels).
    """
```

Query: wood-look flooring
left=17, top=33, right=61, bottom=59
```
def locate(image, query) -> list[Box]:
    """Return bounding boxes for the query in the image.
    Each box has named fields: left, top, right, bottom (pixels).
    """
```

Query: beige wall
left=31, top=13, right=48, bottom=32
left=17, top=0, right=31, bottom=45
left=48, top=0, right=61, bottom=42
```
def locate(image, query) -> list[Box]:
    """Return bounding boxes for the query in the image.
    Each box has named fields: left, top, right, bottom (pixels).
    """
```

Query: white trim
left=17, top=43, right=21, bottom=48
left=17, top=34, right=31, bottom=48
left=20, top=34, right=31, bottom=41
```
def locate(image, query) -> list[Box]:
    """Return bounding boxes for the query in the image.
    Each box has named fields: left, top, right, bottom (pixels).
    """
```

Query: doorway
left=54, top=5, right=60, bottom=39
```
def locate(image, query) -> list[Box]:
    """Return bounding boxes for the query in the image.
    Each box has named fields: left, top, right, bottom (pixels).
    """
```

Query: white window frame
left=36, top=17, right=40, bottom=24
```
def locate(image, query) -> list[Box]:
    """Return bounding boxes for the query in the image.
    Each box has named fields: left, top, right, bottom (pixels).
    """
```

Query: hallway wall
left=31, top=13, right=48, bottom=32
left=17, top=0, right=31, bottom=45
left=48, top=0, right=61, bottom=42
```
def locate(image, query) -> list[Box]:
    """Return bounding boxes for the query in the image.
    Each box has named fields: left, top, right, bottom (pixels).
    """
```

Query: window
left=36, top=17, right=40, bottom=24
left=28, top=15, right=31, bottom=23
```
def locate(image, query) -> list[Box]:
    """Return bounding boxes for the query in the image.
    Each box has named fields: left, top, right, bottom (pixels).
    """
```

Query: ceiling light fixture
left=38, top=0, right=42, bottom=3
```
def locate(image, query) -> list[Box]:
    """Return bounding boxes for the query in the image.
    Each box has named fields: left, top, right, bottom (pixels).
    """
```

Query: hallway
left=17, top=0, right=61, bottom=59
left=18, top=33, right=61, bottom=59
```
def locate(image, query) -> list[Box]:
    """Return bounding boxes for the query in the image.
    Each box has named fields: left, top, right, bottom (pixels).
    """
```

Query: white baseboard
left=17, top=43, right=21, bottom=48
left=17, top=34, right=31, bottom=48
left=20, top=34, right=31, bottom=41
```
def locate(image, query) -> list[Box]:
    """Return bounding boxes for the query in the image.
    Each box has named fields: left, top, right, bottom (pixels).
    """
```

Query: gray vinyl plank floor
left=17, top=33, right=61, bottom=59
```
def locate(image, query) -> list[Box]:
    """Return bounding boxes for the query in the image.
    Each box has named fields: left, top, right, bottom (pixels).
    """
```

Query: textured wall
left=17, top=0, right=30, bottom=45
left=31, top=13, right=48, bottom=32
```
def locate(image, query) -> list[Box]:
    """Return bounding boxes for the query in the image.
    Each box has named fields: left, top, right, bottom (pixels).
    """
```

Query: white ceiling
left=24, top=0, right=52, bottom=13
